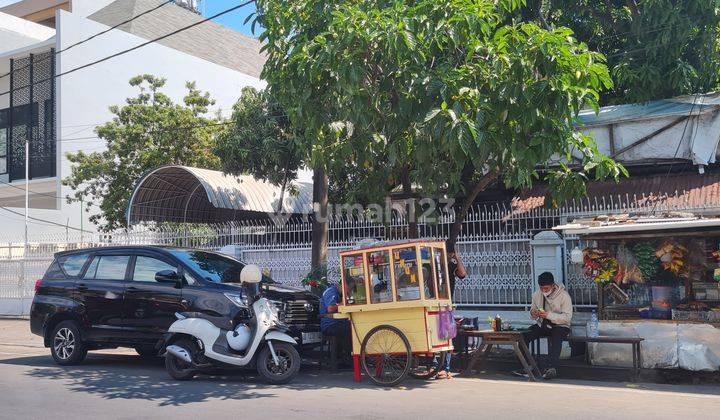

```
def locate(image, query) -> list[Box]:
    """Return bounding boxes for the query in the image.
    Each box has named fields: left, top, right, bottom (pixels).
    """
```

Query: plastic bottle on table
left=588, top=310, right=599, bottom=337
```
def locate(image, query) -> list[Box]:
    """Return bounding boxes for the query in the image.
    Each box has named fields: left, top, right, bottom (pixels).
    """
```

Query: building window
left=6, top=50, right=56, bottom=182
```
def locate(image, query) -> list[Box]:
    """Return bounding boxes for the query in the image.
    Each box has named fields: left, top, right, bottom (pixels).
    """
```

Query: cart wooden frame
left=332, top=240, right=455, bottom=386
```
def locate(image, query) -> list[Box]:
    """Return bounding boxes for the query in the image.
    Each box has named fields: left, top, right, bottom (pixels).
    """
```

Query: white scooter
left=163, top=265, right=301, bottom=384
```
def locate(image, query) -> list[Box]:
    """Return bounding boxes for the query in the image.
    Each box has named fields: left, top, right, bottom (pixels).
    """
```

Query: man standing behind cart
left=320, top=283, right=351, bottom=363
left=431, top=243, right=467, bottom=379
left=447, top=243, right=467, bottom=294
left=522, top=272, right=573, bottom=380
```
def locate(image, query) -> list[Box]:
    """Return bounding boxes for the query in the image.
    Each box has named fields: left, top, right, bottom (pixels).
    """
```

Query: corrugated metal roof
left=578, top=93, right=720, bottom=127
left=512, top=172, right=720, bottom=215
left=127, top=165, right=312, bottom=224
left=182, top=166, right=312, bottom=213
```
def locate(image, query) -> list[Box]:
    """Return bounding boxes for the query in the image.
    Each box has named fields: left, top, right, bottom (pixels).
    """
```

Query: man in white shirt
left=522, top=271, right=573, bottom=379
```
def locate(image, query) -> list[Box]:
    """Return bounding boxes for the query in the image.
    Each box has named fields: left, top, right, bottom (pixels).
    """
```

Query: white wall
left=0, top=12, right=55, bottom=54
left=0, top=11, right=54, bottom=51
left=0, top=9, right=265, bottom=238
left=70, top=0, right=115, bottom=17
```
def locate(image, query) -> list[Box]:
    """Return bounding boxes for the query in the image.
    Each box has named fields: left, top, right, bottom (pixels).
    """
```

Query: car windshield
left=170, top=250, right=274, bottom=284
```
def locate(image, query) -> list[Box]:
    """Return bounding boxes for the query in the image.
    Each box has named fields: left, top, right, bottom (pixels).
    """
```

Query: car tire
left=50, top=320, right=88, bottom=366
left=135, top=345, right=159, bottom=358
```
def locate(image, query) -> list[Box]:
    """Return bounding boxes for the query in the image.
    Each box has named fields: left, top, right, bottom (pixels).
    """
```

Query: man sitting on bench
left=522, top=272, right=573, bottom=380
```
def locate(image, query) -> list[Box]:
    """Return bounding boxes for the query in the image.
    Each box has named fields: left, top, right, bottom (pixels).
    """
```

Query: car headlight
left=224, top=292, right=248, bottom=308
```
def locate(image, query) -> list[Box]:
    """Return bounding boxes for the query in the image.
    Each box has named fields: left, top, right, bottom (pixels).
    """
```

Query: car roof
left=53, top=245, right=224, bottom=258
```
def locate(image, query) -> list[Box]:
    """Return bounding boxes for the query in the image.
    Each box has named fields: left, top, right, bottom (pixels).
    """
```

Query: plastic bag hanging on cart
left=438, top=308, right=457, bottom=341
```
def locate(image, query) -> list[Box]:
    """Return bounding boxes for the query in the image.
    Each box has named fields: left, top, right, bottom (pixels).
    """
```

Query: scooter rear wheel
left=257, top=341, right=301, bottom=384
left=165, top=338, right=198, bottom=381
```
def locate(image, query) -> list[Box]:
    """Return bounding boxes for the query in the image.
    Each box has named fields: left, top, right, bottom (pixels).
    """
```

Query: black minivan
left=30, top=246, right=320, bottom=365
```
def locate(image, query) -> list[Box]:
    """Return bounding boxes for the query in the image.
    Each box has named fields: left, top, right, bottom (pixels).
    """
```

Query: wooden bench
left=530, top=335, right=644, bottom=382
left=459, top=329, right=644, bottom=382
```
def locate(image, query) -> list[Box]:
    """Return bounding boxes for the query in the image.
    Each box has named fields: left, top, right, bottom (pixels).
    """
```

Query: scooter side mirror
left=240, top=264, right=262, bottom=284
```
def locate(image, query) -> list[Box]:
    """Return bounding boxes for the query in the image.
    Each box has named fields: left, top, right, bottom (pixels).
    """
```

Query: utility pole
left=80, top=195, right=84, bottom=244
left=22, top=113, right=29, bottom=297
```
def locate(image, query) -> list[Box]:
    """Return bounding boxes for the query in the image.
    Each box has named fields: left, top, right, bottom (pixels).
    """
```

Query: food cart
left=334, top=240, right=454, bottom=386
left=554, top=214, right=720, bottom=371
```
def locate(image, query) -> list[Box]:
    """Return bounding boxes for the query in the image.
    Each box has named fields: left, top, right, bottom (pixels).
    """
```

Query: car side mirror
left=155, top=270, right=181, bottom=287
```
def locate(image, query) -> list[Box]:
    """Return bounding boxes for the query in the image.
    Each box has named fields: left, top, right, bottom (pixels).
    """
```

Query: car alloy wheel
left=53, top=327, right=76, bottom=360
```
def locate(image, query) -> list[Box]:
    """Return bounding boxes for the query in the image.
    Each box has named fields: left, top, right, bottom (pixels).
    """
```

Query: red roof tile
left=511, top=172, right=720, bottom=214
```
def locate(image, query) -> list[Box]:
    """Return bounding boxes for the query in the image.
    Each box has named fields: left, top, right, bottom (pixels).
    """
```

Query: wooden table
left=461, top=330, right=542, bottom=381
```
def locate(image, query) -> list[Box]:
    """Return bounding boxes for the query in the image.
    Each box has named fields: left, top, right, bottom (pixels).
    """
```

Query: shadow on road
left=0, top=352, right=433, bottom=406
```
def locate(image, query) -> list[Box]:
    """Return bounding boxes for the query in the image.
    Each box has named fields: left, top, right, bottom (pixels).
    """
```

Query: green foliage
left=542, top=0, right=720, bottom=104
left=300, top=265, right=329, bottom=294
left=633, top=242, right=660, bottom=282
left=214, top=87, right=303, bottom=193
left=256, top=0, right=625, bottom=212
left=63, top=75, right=222, bottom=231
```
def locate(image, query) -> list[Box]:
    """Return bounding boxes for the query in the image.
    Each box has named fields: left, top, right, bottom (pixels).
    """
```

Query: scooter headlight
left=224, top=292, right=249, bottom=308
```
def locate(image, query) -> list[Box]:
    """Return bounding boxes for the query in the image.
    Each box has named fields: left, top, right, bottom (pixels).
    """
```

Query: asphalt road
left=1, top=319, right=719, bottom=420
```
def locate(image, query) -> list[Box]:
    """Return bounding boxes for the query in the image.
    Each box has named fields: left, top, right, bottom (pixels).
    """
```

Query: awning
left=554, top=217, right=720, bottom=235
left=127, top=165, right=313, bottom=225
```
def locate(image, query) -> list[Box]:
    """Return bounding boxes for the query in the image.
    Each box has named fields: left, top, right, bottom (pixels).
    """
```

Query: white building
left=0, top=0, right=265, bottom=237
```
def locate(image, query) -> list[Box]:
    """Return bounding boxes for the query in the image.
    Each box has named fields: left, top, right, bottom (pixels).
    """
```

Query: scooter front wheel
left=257, top=341, right=301, bottom=384
left=165, top=338, right=198, bottom=381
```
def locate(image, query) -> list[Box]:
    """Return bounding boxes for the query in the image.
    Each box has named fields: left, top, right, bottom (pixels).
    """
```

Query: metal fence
left=2, top=194, right=719, bottom=315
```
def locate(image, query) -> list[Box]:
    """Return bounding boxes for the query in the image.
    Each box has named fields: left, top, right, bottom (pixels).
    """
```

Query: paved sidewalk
left=1, top=319, right=718, bottom=419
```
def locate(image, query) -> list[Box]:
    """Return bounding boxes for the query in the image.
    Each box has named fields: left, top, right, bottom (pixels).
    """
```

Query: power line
left=0, top=179, right=102, bottom=207
left=0, top=1, right=174, bottom=80
left=0, top=0, right=256, bottom=98
left=58, top=107, right=234, bottom=131
left=57, top=120, right=236, bottom=143
left=0, top=205, right=92, bottom=232
left=591, top=21, right=696, bottom=44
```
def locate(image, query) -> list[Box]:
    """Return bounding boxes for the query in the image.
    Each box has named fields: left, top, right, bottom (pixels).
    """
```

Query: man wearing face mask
left=522, top=271, right=573, bottom=379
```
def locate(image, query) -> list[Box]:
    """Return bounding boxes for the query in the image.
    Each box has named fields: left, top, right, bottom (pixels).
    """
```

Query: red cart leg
left=353, top=354, right=361, bottom=382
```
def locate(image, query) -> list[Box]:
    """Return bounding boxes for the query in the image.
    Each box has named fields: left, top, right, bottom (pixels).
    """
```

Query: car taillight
left=34, top=279, right=43, bottom=292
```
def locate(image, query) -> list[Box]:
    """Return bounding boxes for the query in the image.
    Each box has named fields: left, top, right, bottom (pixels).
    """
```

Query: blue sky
left=204, top=0, right=260, bottom=38
left=0, top=0, right=261, bottom=38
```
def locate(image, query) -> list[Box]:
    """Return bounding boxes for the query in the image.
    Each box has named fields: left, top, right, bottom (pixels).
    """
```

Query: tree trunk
left=447, top=171, right=499, bottom=249
left=400, top=167, right=419, bottom=239
left=311, top=166, right=329, bottom=269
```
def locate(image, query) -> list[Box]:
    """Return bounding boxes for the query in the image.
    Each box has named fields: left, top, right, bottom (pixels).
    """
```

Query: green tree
left=214, top=87, right=332, bottom=269
left=256, top=0, right=626, bottom=247
left=64, top=75, right=222, bottom=231
left=215, top=87, right=303, bottom=213
left=533, top=0, right=720, bottom=104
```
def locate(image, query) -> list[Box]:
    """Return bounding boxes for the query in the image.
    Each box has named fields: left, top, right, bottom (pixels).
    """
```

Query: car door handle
left=77, top=283, right=88, bottom=291
left=126, top=286, right=140, bottom=292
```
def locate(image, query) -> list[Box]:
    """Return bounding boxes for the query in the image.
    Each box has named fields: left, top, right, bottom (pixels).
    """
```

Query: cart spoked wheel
left=409, top=352, right=446, bottom=380
left=360, top=325, right=412, bottom=387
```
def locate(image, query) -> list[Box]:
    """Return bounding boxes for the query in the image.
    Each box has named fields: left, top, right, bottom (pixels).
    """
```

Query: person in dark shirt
left=319, top=283, right=351, bottom=364
left=447, top=243, right=467, bottom=295
left=432, top=242, right=467, bottom=379
left=319, top=283, right=349, bottom=336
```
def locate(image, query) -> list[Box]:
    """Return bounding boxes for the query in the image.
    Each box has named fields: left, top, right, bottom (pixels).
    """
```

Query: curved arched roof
left=127, top=166, right=313, bottom=225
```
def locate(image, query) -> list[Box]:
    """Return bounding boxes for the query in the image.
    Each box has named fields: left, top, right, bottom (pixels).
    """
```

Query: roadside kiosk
left=333, top=240, right=455, bottom=386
